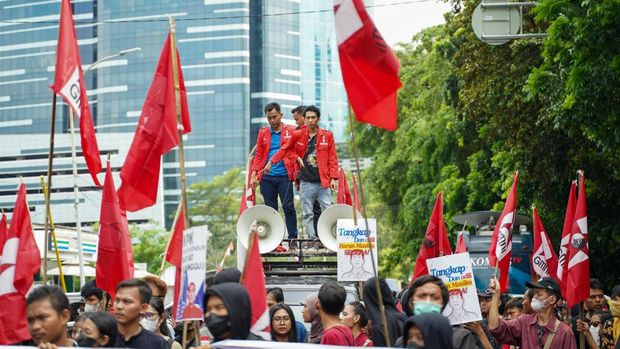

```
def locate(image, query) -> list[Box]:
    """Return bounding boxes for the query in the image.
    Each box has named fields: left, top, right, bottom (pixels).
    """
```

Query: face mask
left=76, top=335, right=98, bottom=348
left=407, top=343, right=422, bottom=349
left=84, top=303, right=98, bottom=313
left=140, top=317, right=159, bottom=332
left=205, top=314, right=231, bottom=340
left=590, top=325, right=600, bottom=345
left=414, top=301, right=441, bottom=315
left=531, top=297, right=551, bottom=312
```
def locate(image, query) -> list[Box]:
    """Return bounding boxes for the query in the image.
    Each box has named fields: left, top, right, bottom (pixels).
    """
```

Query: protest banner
left=426, top=252, right=482, bottom=325
left=336, top=219, right=377, bottom=282
left=176, top=225, right=208, bottom=321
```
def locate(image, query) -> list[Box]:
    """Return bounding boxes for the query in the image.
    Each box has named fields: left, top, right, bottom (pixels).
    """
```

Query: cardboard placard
left=426, top=252, right=482, bottom=325
left=177, top=225, right=208, bottom=321
left=337, top=219, right=377, bottom=282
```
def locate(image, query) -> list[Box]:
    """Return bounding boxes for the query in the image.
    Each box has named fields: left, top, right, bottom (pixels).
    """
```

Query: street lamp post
left=70, top=47, right=141, bottom=287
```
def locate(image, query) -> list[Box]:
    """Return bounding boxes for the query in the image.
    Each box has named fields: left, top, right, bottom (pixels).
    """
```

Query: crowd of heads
left=18, top=263, right=620, bottom=349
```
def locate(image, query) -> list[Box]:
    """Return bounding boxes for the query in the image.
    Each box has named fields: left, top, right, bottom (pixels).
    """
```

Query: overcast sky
left=370, top=0, right=452, bottom=47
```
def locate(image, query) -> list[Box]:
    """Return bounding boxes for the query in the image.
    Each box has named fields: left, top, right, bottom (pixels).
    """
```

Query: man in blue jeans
left=250, top=102, right=298, bottom=239
left=267, top=105, right=338, bottom=240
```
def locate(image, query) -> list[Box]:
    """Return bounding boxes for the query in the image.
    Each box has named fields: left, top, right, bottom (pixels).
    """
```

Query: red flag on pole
left=239, top=157, right=256, bottom=215
left=118, top=32, right=191, bottom=211
left=352, top=174, right=360, bottom=211
left=333, top=0, right=402, bottom=131
left=566, top=172, right=589, bottom=308
left=531, top=207, right=559, bottom=281
left=165, top=202, right=185, bottom=320
left=51, top=0, right=102, bottom=186
left=412, top=192, right=452, bottom=280
left=241, top=232, right=271, bottom=340
left=488, top=172, right=518, bottom=292
left=455, top=232, right=467, bottom=253
left=0, top=184, right=41, bottom=344
left=96, top=161, right=134, bottom=298
left=557, top=180, right=576, bottom=297
left=337, top=168, right=352, bottom=205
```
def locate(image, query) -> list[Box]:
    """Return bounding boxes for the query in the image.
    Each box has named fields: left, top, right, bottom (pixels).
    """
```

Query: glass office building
left=0, top=0, right=349, bottom=229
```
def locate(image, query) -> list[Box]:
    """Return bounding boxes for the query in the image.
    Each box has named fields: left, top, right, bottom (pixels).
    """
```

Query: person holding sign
left=487, top=276, right=576, bottom=349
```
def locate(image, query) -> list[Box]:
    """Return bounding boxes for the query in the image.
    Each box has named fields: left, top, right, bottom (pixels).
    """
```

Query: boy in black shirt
left=114, top=279, right=168, bottom=349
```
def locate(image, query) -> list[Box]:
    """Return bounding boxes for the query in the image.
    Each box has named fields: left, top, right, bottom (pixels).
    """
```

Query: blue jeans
left=260, top=175, right=298, bottom=238
left=299, top=181, right=332, bottom=238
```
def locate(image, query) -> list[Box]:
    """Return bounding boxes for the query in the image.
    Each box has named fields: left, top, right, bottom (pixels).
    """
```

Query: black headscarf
left=363, top=277, right=407, bottom=347
left=204, top=282, right=251, bottom=340
left=213, top=268, right=241, bottom=284
left=402, top=313, right=452, bottom=349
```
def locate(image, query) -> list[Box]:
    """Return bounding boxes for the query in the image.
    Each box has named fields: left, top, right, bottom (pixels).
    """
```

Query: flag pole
left=40, top=176, right=67, bottom=292
left=168, top=16, right=190, bottom=229
left=347, top=107, right=392, bottom=346
left=43, top=93, right=58, bottom=284
left=68, top=108, right=86, bottom=286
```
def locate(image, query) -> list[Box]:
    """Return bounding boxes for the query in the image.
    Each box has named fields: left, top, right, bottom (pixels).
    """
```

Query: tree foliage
left=188, top=167, right=246, bottom=270
left=356, top=0, right=620, bottom=287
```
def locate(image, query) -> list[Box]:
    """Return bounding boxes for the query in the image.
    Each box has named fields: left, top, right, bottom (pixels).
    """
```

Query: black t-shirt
left=116, top=328, right=169, bottom=349
left=297, top=135, right=320, bottom=183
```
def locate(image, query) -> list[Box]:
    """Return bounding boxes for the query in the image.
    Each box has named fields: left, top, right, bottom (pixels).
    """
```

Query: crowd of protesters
left=13, top=268, right=620, bottom=349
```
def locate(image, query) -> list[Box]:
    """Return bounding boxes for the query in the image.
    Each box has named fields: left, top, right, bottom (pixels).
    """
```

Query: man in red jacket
left=266, top=105, right=338, bottom=240
left=250, top=103, right=298, bottom=238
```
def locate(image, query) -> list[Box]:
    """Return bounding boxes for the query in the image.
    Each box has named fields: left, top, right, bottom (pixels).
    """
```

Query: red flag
left=557, top=180, right=576, bottom=296
left=352, top=174, right=360, bottom=211
left=0, top=184, right=41, bottom=344
left=531, top=207, right=559, bottom=281
left=334, top=0, right=402, bottom=131
left=455, top=232, right=467, bottom=253
left=118, top=32, right=191, bottom=211
left=97, top=161, right=134, bottom=298
left=412, top=192, right=452, bottom=280
left=241, top=232, right=271, bottom=340
left=239, top=156, right=256, bottom=215
left=488, top=172, right=518, bottom=292
left=165, top=202, right=184, bottom=320
left=566, top=172, right=589, bottom=307
left=337, top=168, right=352, bottom=205
left=51, top=0, right=101, bottom=186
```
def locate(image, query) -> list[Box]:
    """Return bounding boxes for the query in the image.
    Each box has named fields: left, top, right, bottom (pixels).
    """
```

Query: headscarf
left=204, top=282, right=251, bottom=340
left=363, top=277, right=407, bottom=347
left=304, top=292, right=323, bottom=344
left=213, top=268, right=241, bottom=285
left=402, top=313, right=453, bottom=349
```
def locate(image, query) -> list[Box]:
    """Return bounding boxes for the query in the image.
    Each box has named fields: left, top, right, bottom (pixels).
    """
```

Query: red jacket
left=251, top=125, right=297, bottom=181
left=271, top=127, right=339, bottom=188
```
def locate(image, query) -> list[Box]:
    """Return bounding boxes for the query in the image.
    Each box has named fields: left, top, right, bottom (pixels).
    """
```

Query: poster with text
left=177, top=225, right=208, bottom=321
left=426, top=252, right=482, bottom=325
left=337, top=219, right=377, bottom=282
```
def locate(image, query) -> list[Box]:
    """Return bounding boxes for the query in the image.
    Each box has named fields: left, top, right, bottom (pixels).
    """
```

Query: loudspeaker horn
left=317, top=204, right=362, bottom=252
left=237, top=205, right=285, bottom=254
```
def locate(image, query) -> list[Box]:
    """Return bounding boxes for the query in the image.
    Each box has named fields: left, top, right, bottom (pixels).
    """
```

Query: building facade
left=0, top=0, right=350, bottom=229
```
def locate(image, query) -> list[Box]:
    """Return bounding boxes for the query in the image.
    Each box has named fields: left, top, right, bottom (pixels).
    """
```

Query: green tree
left=130, top=225, right=168, bottom=274
left=188, top=167, right=245, bottom=270
left=356, top=0, right=620, bottom=288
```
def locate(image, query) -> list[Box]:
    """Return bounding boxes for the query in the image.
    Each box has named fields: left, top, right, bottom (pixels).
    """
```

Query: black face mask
left=204, top=313, right=231, bottom=340
left=76, top=334, right=98, bottom=347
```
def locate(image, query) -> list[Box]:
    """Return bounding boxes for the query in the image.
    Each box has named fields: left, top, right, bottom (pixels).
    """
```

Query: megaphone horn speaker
left=317, top=204, right=362, bottom=252
left=237, top=205, right=285, bottom=254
